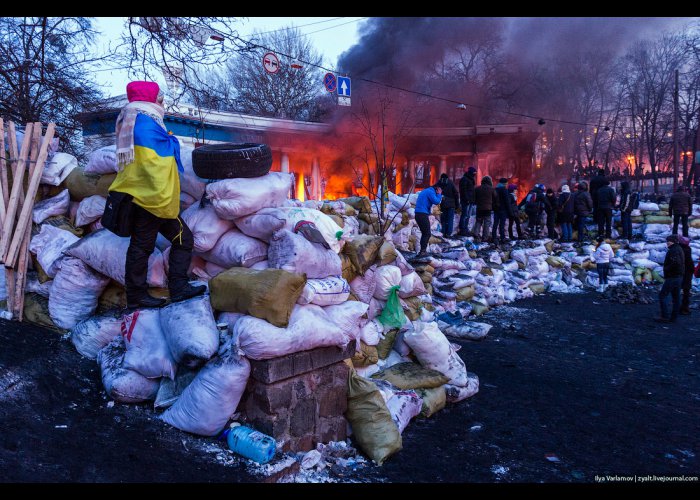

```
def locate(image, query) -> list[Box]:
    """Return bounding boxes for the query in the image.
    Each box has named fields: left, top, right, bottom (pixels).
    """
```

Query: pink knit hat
left=126, top=81, right=160, bottom=103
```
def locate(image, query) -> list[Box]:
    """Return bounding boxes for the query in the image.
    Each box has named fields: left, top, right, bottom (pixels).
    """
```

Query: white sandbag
left=644, top=224, right=670, bottom=235
left=360, top=319, right=383, bottom=346
left=181, top=202, right=235, bottom=253
left=439, top=321, right=492, bottom=340
left=122, top=308, right=176, bottom=380
left=393, top=330, right=412, bottom=357
left=26, top=275, right=52, bottom=298
left=628, top=241, right=646, bottom=252
left=487, top=251, right=502, bottom=264
left=217, top=312, right=244, bottom=332
left=403, top=321, right=468, bottom=387
left=490, top=268, right=506, bottom=285
left=571, top=255, right=590, bottom=266
left=547, top=280, right=570, bottom=293
left=525, top=246, right=547, bottom=256
left=355, top=363, right=381, bottom=379
left=49, top=257, right=110, bottom=330
left=367, top=297, right=386, bottom=321
left=609, top=275, right=635, bottom=284
left=29, top=224, right=80, bottom=278
left=97, top=337, right=159, bottom=404
left=235, top=304, right=351, bottom=360
left=65, top=229, right=166, bottom=288
left=322, top=301, right=369, bottom=338
left=204, top=261, right=227, bottom=278
left=632, top=258, right=660, bottom=269
left=178, top=144, right=206, bottom=200
left=501, top=260, right=519, bottom=272
left=350, top=266, right=377, bottom=303
left=379, top=350, right=408, bottom=370
left=250, top=260, right=269, bottom=270
left=154, top=366, right=199, bottom=411
left=160, top=294, right=219, bottom=368
left=444, top=373, right=479, bottom=403
left=639, top=202, right=660, bottom=212
left=580, top=245, right=596, bottom=256
left=232, top=209, right=286, bottom=242
left=75, top=195, right=106, bottom=226
left=32, top=188, right=70, bottom=224
left=200, top=228, right=268, bottom=269
left=85, top=145, right=118, bottom=174
left=429, top=258, right=466, bottom=271
left=342, top=216, right=360, bottom=239
left=70, top=313, right=122, bottom=360
left=160, top=343, right=250, bottom=436
left=256, top=206, right=344, bottom=253
left=648, top=249, right=667, bottom=264
left=449, top=275, right=475, bottom=290
left=386, top=389, right=422, bottom=434
left=268, top=229, right=341, bottom=279
left=624, top=250, right=650, bottom=262
left=373, top=265, right=402, bottom=300
left=398, top=272, right=426, bottom=299
left=297, top=276, right=350, bottom=306
left=303, top=200, right=323, bottom=210
left=206, top=172, right=293, bottom=220
left=42, top=152, right=78, bottom=186
left=510, top=249, right=528, bottom=267
left=393, top=250, right=415, bottom=276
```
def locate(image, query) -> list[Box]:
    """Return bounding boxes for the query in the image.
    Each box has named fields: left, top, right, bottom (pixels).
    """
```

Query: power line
left=252, top=17, right=346, bottom=36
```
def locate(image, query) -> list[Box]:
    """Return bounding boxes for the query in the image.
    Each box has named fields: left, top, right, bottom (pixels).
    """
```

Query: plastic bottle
left=226, top=423, right=277, bottom=464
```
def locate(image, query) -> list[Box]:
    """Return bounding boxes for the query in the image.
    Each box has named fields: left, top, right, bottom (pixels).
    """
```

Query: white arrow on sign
left=338, top=76, right=351, bottom=97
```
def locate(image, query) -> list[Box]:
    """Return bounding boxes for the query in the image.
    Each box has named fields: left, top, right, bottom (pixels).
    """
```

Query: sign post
left=337, top=76, right=351, bottom=106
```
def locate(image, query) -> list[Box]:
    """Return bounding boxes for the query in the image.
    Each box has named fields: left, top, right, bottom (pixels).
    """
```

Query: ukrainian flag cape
left=109, top=112, right=184, bottom=219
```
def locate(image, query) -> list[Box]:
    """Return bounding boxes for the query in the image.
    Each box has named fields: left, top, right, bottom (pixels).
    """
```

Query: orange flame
left=296, top=173, right=305, bottom=201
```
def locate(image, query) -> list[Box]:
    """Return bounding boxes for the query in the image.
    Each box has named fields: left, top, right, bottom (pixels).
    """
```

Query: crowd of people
left=413, top=167, right=700, bottom=324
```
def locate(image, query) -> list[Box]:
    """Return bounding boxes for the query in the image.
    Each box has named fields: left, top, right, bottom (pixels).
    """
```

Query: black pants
left=659, top=277, right=682, bottom=321
left=673, top=214, right=689, bottom=237
left=126, top=203, right=194, bottom=302
left=597, top=208, right=612, bottom=238
left=508, top=216, right=523, bottom=239
left=546, top=211, right=557, bottom=239
left=492, top=211, right=507, bottom=241
left=415, top=212, right=431, bottom=253
left=682, top=286, right=691, bottom=313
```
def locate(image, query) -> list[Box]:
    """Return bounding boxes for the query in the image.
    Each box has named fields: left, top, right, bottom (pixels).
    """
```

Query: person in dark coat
left=544, top=188, right=558, bottom=239
left=618, top=181, right=638, bottom=240
left=473, top=175, right=498, bottom=242
left=573, top=181, right=593, bottom=242
left=589, top=168, right=608, bottom=216
left=437, top=173, right=459, bottom=238
left=492, top=177, right=512, bottom=242
left=656, top=234, right=685, bottom=323
left=595, top=180, right=617, bottom=239
left=519, top=183, right=545, bottom=238
left=679, top=236, right=695, bottom=315
left=557, top=184, right=575, bottom=242
left=458, top=167, right=476, bottom=236
left=507, top=184, right=523, bottom=240
left=669, top=185, right=692, bottom=237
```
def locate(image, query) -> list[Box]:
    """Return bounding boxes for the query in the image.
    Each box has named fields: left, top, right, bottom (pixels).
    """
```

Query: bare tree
left=0, top=17, right=104, bottom=158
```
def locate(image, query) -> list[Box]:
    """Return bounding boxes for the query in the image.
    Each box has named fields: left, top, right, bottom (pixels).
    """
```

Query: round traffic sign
left=323, top=72, right=337, bottom=93
left=262, top=52, right=280, bottom=74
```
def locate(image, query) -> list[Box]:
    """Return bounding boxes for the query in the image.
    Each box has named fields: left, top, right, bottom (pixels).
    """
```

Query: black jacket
left=589, top=174, right=608, bottom=207
left=669, top=191, right=692, bottom=216
left=557, top=192, right=575, bottom=223
left=619, top=183, right=639, bottom=214
left=494, top=184, right=513, bottom=216
left=508, top=191, right=519, bottom=217
left=474, top=177, right=498, bottom=215
left=519, top=188, right=545, bottom=213
left=682, top=244, right=694, bottom=289
left=459, top=173, right=476, bottom=205
left=596, top=185, right=617, bottom=210
left=664, top=243, right=685, bottom=279
left=437, top=178, right=460, bottom=210
left=573, top=190, right=593, bottom=216
left=544, top=193, right=557, bottom=214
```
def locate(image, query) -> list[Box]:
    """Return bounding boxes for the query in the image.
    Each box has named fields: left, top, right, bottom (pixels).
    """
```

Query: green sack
left=371, top=362, right=450, bottom=390
left=377, top=286, right=406, bottom=329
left=345, top=370, right=402, bottom=465
left=415, top=386, right=447, bottom=418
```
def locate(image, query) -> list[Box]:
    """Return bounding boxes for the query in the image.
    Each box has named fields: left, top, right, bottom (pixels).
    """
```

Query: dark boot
left=127, top=293, right=168, bottom=310
left=170, top=282, right=207, bottom=303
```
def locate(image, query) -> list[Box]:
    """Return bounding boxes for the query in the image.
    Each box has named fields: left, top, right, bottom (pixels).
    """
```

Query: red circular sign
left=262, top=52, right=280, bottom=74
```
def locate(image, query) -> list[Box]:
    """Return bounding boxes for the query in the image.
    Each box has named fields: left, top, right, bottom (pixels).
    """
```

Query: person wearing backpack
left=507, top=184, right=524, bottom=240
left=618, top=181, right=638, bottom=240
left=573, top=181, right=593, bottom=242
left=520, top=184, right=545, bottom=238
left=557, top=184, right=575, bottom=242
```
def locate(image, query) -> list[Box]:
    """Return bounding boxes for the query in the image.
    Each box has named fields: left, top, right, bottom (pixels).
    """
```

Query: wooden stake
left=4, top=123, right=54, bottom=268
left=14, top=122, right=43, bottom=320
left=0, top=118, right=7, bottom=225
left=0, top=123, right=33, bottom=262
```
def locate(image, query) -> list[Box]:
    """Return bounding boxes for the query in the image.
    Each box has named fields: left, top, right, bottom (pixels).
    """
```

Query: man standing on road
left=596, top=181, right=617, bottom=239
left=414, top=184, right=443, bottom=257
left=458, top=167, right=477, bottom=236
left=669, top=185, right=692, bottom=238
left=656, top=234, right=684, bottom=323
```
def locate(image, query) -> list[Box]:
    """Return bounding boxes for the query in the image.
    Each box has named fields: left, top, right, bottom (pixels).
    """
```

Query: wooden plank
left=14, top=122, right=43, bottom=320
left=0, top=123, right=32, bottom=262
left=0, top=118, right=7, bottom=225
left=4, top=123, right=55, bottom=268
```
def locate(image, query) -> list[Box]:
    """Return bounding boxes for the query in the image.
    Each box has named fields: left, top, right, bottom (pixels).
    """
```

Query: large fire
left=295, top=173, right=305, bottom=201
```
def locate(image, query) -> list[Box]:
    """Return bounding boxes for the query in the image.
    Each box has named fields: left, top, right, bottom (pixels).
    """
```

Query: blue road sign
left=338, top=77, right=351, bottom=97
left=323, top=72, right=337, bottom=93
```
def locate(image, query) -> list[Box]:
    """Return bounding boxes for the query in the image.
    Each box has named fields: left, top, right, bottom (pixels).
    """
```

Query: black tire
left=191, top=143, right=273, bottom=179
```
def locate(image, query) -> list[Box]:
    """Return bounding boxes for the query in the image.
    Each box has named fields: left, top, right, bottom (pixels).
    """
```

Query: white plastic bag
left=206, top=172, right=293, bottom=220
left=122, top=308, right=177, bottom=380
left=98, top=336, right=159, bottom=403
left=32, top=188, right=70, bottom=224
left=85, top=145, right=118, bottom=174
left=160, top=294, right=219, bottom=368
left=65, top=229, right=167, bottom=287
left=160, top=346, right=250, bottom=436
left=42, top=152, right=78, bottom=186
left=70, top=313, right=122, bottom=359
left=181, top=202, right=235, bottom=253
left=235, top=304, right=351, bottom=360
left=386, top=389, right=422, bottom=434
left=178, top=144, right=206, bottom=200
left=373, top=265, right=402, bottom=300
left=403, top=321, right=469, bottom=387
left=444, top=373, right=479, bottom=403
left=350, top=265, right=377, bottom=304
left=200, top=228, right=268, bottom=269
left=75, top=195, right=106, bottom=227
left=297, top=276, right=350, bottom=306
left=268, top=229, right=342, bottom=279
left=359, top=319, right=383, bottom=346
left=29, top=224, right=80, bottom=278
left=398, top=271, right=426, bottom=299
left=49, top=257, right=110, bottom=330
